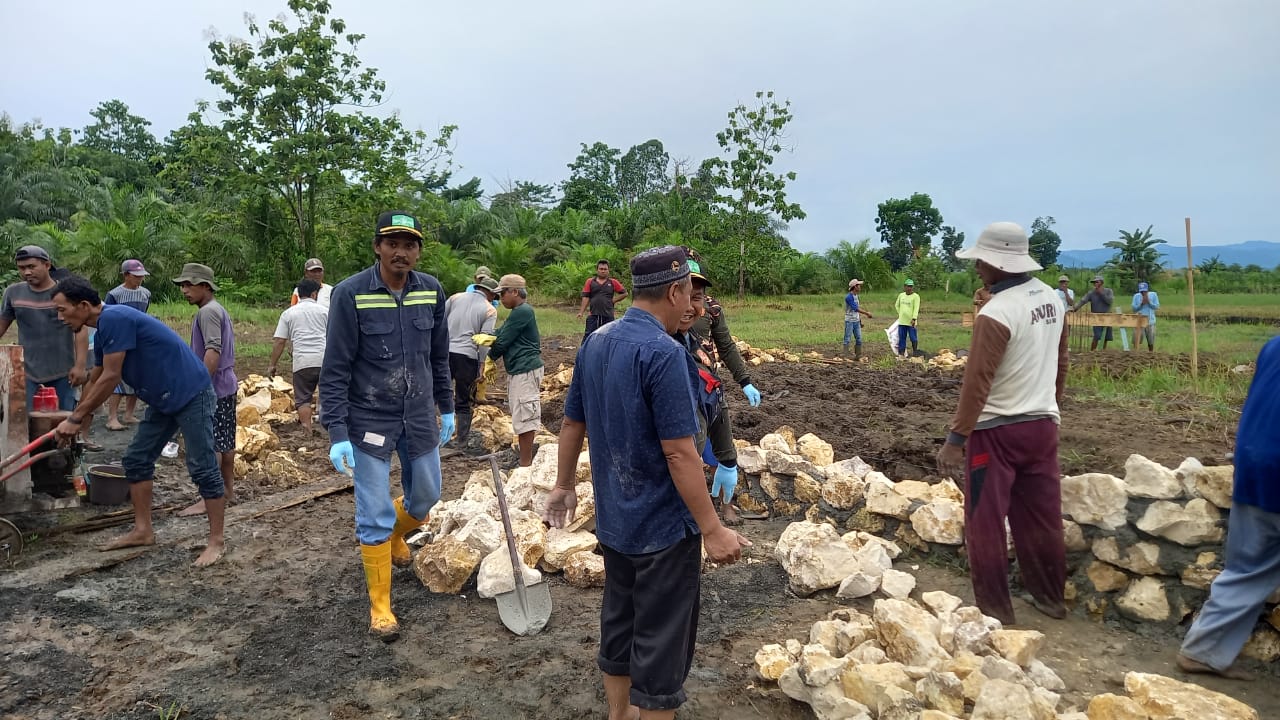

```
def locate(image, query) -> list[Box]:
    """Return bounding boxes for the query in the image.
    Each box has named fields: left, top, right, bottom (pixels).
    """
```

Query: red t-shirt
left=582, top=277, right=625, bottom=318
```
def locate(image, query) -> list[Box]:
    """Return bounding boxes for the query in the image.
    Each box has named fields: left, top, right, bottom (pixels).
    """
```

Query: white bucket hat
left=955, top=222, right=1043, bottom=273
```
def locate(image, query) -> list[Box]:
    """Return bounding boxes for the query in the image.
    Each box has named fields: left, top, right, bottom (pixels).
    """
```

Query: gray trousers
left=1180, top=502, right=1280, bottom=670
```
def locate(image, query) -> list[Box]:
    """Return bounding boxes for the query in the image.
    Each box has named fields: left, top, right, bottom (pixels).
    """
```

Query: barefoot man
left=544, top=246, right=750, bottom=720
left=175, top=263, right=237, bottom=516
left=51, top=276, right=226, bottom=566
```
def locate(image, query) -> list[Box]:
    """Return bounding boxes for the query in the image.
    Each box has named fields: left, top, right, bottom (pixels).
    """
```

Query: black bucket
left=87, top=464, right=130, bottom=505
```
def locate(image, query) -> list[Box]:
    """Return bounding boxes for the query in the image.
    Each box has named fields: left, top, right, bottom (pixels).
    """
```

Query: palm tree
left=1104, top=225, right=1166, bottom=283
left=61, top=187, right=188, bottom=292
left=824, top=238, right=895, bottom=289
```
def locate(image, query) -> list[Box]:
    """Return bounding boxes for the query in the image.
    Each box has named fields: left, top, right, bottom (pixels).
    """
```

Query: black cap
left=631, top=245, right=690, bottom=289
left=375, top=211, right=424, bottom=241
left=15, top=245, right=51, bottom=263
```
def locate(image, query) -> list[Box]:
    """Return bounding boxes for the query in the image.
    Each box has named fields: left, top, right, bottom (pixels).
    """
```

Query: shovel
left=483, top=453, right=552, bottom=636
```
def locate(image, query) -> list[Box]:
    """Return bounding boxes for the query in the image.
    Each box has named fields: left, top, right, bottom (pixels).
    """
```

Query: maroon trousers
left=963, top=418, right=1066, bottom=624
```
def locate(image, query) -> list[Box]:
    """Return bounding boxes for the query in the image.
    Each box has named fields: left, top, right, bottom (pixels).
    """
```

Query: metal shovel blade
left=495, top=580, right=553, bottom=636
left=484, top=454, right=553, bottom=636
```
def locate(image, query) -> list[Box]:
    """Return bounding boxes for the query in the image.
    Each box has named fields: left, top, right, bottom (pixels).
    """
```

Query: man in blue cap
left=544, top=245, right=750, bottom=720
left=1131, top=282, right=1160, bottom=352
left=321, top=210, right=455, bottom=642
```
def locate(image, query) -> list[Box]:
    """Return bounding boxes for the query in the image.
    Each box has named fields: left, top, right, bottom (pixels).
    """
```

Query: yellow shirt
left=895, top=292, right=920, bottom=324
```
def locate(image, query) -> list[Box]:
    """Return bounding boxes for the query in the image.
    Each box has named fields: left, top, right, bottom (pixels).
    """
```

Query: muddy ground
left=1, top=338, right=1270, bottom=720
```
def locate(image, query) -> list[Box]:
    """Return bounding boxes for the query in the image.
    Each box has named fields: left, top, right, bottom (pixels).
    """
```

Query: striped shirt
left=105, top=284, right=152, bottom=313
left=1, top=282, right=76, bottom=382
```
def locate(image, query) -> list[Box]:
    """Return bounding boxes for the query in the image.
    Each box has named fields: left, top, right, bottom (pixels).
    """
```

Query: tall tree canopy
left=875, top=193, right=942, bottom=271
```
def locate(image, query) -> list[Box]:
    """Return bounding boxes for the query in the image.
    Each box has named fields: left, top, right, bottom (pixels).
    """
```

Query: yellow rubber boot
left=390, top=496, right=425, bottom=568
left=359, top=541, right=400, bottom=642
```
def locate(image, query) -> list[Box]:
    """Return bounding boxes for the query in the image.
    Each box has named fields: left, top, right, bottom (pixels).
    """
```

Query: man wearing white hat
left=842, top=278, right=873, bottom=358
left=936, top=222, right=1069, bottom=625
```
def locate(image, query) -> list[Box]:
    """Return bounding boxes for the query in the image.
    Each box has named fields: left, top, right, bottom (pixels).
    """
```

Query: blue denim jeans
left=26, top=376, right=76, bottom=413
left=843, top=321, right=862, bottom=347
left=352, top=436, right=443, bottom=545
left=122, top=386, right=224, bottom=499
left=897, top=324, right=918, bottom=354
left=1180, top=503, right=1280, bottom=670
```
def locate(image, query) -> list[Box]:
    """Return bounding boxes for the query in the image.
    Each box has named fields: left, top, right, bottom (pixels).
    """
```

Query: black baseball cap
left=375, top=211, right=424, bottom=241
left=15, top=245, right=51, bottom=263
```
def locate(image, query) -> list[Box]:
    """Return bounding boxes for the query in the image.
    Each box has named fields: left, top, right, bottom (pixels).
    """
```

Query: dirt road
left=1, top=340, right=1268, bottom=720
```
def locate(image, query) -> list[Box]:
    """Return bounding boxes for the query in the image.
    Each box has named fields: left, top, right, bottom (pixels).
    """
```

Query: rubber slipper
left=105, top=423, right=127, bottom=431
left=83, top=441, right=105, bottom=452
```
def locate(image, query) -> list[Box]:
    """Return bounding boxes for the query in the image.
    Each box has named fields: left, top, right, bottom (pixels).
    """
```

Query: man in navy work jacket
left=321, top=210, right=455, bottom=642
left=543, top=245, right=750, bottom=720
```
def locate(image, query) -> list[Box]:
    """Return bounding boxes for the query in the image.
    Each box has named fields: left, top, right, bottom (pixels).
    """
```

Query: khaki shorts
left=508, top=367, right=544, bottom=436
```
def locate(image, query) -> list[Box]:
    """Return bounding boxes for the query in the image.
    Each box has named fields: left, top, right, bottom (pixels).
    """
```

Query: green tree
left=203, top=0, right=451, bottom=258
left=80, top=100, right=159, bottom=163
left=490, top=180, right=556, bottom=210
left=903, top=254, right=947, bottom=291
left=708, top=90, right=806, bottom=298
left=62, top=187, right=188, bottom=298
left=938, top=225, right=966, bottom=271
left=1028, top=216, right=1062, bottom=268
left=440, top=177, right=483, bottom=202
left=560, top=142, right=621, bottom=212
left=1196, top=255, right=1226, bottom=274
left=1104, top=225, right=1166, bottom=283
left=616, top=139, right=670, bottom=207
left=875, top=193, right=942, bottom=271
left=824, top=238, right=895, bottom=289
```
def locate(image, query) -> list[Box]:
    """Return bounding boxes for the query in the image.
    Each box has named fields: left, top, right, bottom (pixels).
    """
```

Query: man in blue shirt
left=50, top=276, right=225, bottom=567
left=1178, top=335, right=1280, bottom=680
left=1131, top=281, right=1160, bottom=352
left=321, top=210, right=455, bottom=642
left=543, top=245, right=749, bottom=720
left=843, top=278, right=873, bottom=359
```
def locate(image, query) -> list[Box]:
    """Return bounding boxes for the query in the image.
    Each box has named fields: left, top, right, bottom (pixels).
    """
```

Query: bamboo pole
left=1185, top=217, right=1198, bottom=388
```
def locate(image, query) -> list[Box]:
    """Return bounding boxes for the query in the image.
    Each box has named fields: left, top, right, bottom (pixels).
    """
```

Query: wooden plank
left=1066, top=312, right=1148, bottom=329
left=961, top=312, right=974, bottom=328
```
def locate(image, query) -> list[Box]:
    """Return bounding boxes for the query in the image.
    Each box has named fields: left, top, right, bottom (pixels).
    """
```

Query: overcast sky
left=2, top=0, right=1277, bottom=252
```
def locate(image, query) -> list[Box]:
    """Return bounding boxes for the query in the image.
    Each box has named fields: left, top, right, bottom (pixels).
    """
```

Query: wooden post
left=1185, top=217, right=1198, bottom=387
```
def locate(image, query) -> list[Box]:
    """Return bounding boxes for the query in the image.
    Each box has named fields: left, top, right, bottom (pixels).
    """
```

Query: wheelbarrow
left=0, top=430, right=81, bottom=560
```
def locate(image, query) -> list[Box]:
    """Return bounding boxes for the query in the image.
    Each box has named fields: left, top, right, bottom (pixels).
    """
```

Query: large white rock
left=874, top=599, right=950, bottom=668
left=846, top=640, right=889, bottom=665
left=768, top=450, right=824, bottom=479
left=892, top=480, right=935, bottom=503
left=853, top=539, right=894, bottom=577
left=737, top=446, right=768, bottom=474
left=798, top=643, right=849, bottom=687
left=797, top=433, right=835, bottom=467
left=836, top=572, right=881, bottom=599
left=952, top=621, right=993, bottom=656
left=1062, top=519, right=1089, bottom=552
left=822, top=473, right=867, bottom=510
left=971, top=678, right=1055, bottom=720
left=866, top=480, right=913, bottom=519
left=1173, top=456, right=1205, bottom=498
left=562, top=549, right=605, bottom=588
left=541, top=528, right=598, bottom=570
left=1123, top=454, right=1183, bottom=499
left=1125, top=672, right=1260, bottom=720
left=452, top=513, right=504, bottom=555
left=1086, top=560, right=1130, bottom=592
left=778, top=664, right=873, bottom=720
left=775, top=521, right=862, bottom=596
left=1191, top=465, right=1234, bottom=509
left=760, top=431, right=796, bottom=455
left=1026, top=659, right=1065, bottom=691
left=755, top=643, right=795, bottom=681
left=825, top=456, right=873, bottom=482
left=476, top=546, right=543, bottom=599
left=850, top=532, right=903, bottom=559
left=793, top=471, right=823, bottom=504
left=910, top=500, right=965, bottom=545
left=989, top=629, right=1045, bottom=667
left=930, top=478, right=965, bottom=504
left=1086, top=693, right=1150, bottom=720
left=1060, top=473, right=1129, bottom=531
left=1115, top=576, right=1170, bottom=621
left=1241, top=626, right=1280, bottom=662
left=879, top=568, right=917, bottom=599
left=840, top=662, right=914, bottom=712
left=414, top=537, right=483, bottom=594
left=922, top=590, right=964, bottom=616
left=809, top=619, right=848, bottom=656
left=1135, top=499, right=1224, bottom=546
left=1092, top=537, right=1163, bottom=575
left=916, top=672, right=965, bottom=716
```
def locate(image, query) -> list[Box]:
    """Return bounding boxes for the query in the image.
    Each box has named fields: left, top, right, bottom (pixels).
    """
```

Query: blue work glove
left=439, top=412, right=456, bottom=447
left=711, top=464, right=739, bottom=500
left=329, top=441, right=354, bottom=476
left=743, top=383, right=762, bottom=407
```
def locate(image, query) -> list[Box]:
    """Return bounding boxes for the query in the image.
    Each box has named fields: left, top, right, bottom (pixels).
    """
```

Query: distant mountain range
left=1058, top=241, right=1280, bottom=270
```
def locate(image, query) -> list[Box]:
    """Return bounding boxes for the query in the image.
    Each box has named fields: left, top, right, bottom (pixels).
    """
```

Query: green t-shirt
left=895, top=292, right=920, bottom=325
left=490, top=302, right=544, bottom=376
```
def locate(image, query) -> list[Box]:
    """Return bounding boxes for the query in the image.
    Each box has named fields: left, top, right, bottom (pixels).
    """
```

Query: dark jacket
left=320, top=264, right=453, bottom=460
left=689, top=294, right=752, bottom=388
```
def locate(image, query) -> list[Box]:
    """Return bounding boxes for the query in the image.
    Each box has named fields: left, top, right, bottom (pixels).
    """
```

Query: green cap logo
left=391, top=214, right=416, bottom=229
left=687, top=260, right=702, bottom=274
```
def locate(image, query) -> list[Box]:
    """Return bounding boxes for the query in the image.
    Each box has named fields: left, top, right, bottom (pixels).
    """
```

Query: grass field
left=151, top=289, right=1277, bottom=416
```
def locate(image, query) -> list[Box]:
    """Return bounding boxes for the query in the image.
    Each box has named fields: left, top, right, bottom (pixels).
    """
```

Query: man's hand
left=864, top=311, right=874, bottom=319
left=575, top=310, right=583, bottom=319
left=68, top=366, right=88, bottom=386
left=911, top=319, right=917, bottom=328
left=542, top=486, right=578, bottom=529
left=53, top=418, right=81, bottom=443
left=742, top=384, right=762, bottom=407
left=329, top=441, right=355, bottom=476
left=439, top=412, right=456, bottom=447
left=266, top=364, right=278, bottom=379
left=711, top=464, right=738, bottom=500
left=472, top=333, right=496, bottom=347
left=936, top=442, right=966, bottom=481
left=703, top=525, right=751, bottom=565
